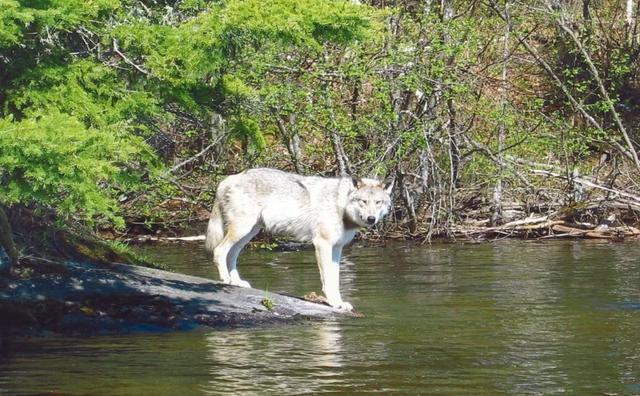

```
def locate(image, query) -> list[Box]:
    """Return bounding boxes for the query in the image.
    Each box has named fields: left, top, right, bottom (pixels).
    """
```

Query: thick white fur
left=205, top=168, right=392, bottom=311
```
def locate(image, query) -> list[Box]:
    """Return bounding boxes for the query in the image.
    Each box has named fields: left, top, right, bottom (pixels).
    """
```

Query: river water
left=1, top=240, right=639, bottom=395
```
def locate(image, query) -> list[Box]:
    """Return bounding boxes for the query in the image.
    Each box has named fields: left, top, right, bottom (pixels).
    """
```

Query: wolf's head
left=345, top=177, right=393, bottom=228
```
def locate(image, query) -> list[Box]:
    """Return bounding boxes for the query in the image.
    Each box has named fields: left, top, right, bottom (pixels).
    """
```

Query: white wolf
left=205, top=168, right=393, bottom=311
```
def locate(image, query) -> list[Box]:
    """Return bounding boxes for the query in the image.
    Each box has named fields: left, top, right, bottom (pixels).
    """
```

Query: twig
left=463, top=135, right=535, bottom=189
left=169, top=140, right=218, bottom=174
left=112, top=38, right=149, bottom=75
left=532, top=169, right=640, bottom=204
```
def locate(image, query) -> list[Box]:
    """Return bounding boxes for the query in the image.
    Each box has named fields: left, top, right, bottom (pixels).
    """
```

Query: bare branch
left=169, top=140, right=219, bottom=174
left=112, top=38, right=150, bottom=75
left=489, top=2, right=637, bottom=164
left=532, top=169, right=640, bottom=203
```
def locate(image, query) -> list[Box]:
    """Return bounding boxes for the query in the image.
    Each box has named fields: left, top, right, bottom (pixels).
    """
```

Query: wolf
left=205, top=168, right=393, bottom=311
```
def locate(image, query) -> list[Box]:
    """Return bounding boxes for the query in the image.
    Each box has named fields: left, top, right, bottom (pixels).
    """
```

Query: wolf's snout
left=366, top=216, right=376, bottom=225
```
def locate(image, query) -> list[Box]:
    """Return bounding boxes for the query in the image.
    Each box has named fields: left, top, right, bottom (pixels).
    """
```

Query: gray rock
left=0, top=260, right=349, bottom=335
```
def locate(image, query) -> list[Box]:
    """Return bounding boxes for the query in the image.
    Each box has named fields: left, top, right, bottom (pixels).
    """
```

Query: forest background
left=2, top=0, right=640, bottom=267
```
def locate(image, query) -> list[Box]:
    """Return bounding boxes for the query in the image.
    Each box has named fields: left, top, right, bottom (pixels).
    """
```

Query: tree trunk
left=492, top=1, right=511, bottom=226
left=447, top=99, right=461, bottom=189
left=331, top=131, right=352, bottom=177
left=626, top=0, right=637, bottom=46
left=0, top=206, right=18, bottom=272
left=439, top=0, right=461, bottom=217
left=209, top=112, right=227, bottom=165
left=397, top=168, right=417, bottom=234
left=273, top=111, right=303, bottom=174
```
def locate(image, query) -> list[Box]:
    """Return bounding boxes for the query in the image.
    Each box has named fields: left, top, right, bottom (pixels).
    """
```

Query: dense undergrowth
left=2, top=0, right=640, bottom=267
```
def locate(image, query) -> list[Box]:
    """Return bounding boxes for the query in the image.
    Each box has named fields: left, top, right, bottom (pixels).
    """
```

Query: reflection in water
left=202, top=322, right=344, bottom=394
left=0, top=241, right=638, bottom=395
left=490, top=243, right=570, bottom=394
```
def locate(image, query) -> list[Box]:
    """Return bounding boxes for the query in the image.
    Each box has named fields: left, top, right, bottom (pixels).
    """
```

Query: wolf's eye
left=359, top=199, right=367, bottom=205
left=375, top=200, right=382, bottom=205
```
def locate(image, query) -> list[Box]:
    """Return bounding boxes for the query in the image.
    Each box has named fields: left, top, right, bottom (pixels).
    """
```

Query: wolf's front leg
left=313, top=239, right=352, bottom=311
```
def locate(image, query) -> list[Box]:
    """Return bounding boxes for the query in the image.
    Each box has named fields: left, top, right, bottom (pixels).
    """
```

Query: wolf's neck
left=342, top=213, right=360, bottom=230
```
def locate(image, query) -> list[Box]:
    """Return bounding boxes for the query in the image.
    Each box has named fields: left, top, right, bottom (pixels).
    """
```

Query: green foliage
left=230, top=118, right=266, bottom=152
left=3, top=0, right=634, bottom=239
left=0, top=113, right=156, bottom=227
left=9, top=59, right=160, bottom=128
left=0, top=0, right=119, bottom=49
left=0, top=0, right=33, bottom=47
left=219, top=0, right=374, bottom=47
left=111, top=0, right=374, bottom=83
left=0, top=0, right=377, bottom=232
left=260, top=297, right=275, bottom=311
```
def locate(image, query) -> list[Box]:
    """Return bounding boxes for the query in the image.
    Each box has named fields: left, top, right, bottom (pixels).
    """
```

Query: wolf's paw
left=231, top=279, right=252, bottom=288
left=328, top=300, right=353, bottom=311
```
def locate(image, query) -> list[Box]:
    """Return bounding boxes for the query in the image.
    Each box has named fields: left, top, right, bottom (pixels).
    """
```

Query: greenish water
left=1, top=241, right=639, bottom=395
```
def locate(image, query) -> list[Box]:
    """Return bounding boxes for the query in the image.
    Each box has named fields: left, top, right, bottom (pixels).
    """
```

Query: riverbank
left=105, top=180, right=640, bottom=244
left=121, top=212, right=640, bottom=246
left=2, top=203, right=638, bottom=337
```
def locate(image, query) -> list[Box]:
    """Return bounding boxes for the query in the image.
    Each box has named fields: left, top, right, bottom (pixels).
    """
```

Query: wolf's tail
left=205, top=200, right=224, bottom=258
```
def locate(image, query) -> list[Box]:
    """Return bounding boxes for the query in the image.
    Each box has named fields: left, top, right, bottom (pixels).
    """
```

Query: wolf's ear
left=383, top=177, right=394, bottom=194
left=351, top=176, right=360, bottom=188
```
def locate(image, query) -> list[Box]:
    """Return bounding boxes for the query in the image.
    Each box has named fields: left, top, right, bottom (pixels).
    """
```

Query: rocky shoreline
left=0, top=256, right=348, bottom=336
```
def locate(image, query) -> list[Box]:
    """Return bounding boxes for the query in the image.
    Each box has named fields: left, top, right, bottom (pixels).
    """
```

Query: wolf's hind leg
left=227, top=226, right=260, bottom=288
left=214, top=220, right=256, bottom=285
left=213, top=235, right=233, bottom=284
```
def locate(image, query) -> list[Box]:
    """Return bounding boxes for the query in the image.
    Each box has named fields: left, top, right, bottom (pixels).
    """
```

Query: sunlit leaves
left=9, top=59, right=160, bottom=128
left=0, top=0, right=379, bottom=231
left=0, top=113, right=156, bottom=227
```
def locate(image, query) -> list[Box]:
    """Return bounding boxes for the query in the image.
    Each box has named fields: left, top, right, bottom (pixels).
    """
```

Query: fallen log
left=454, top=218, right=564, bottom=236
left=499, top=215, right=550, bottom=227
left=504, top=220, right=565, bottom=231
left=128, top=234, right=206, bottom=243
left=551, top=224, right=613, bottom=239
left=551, top=224, right=640, bottom=239
left=452, top=215, right=640, bottom=241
